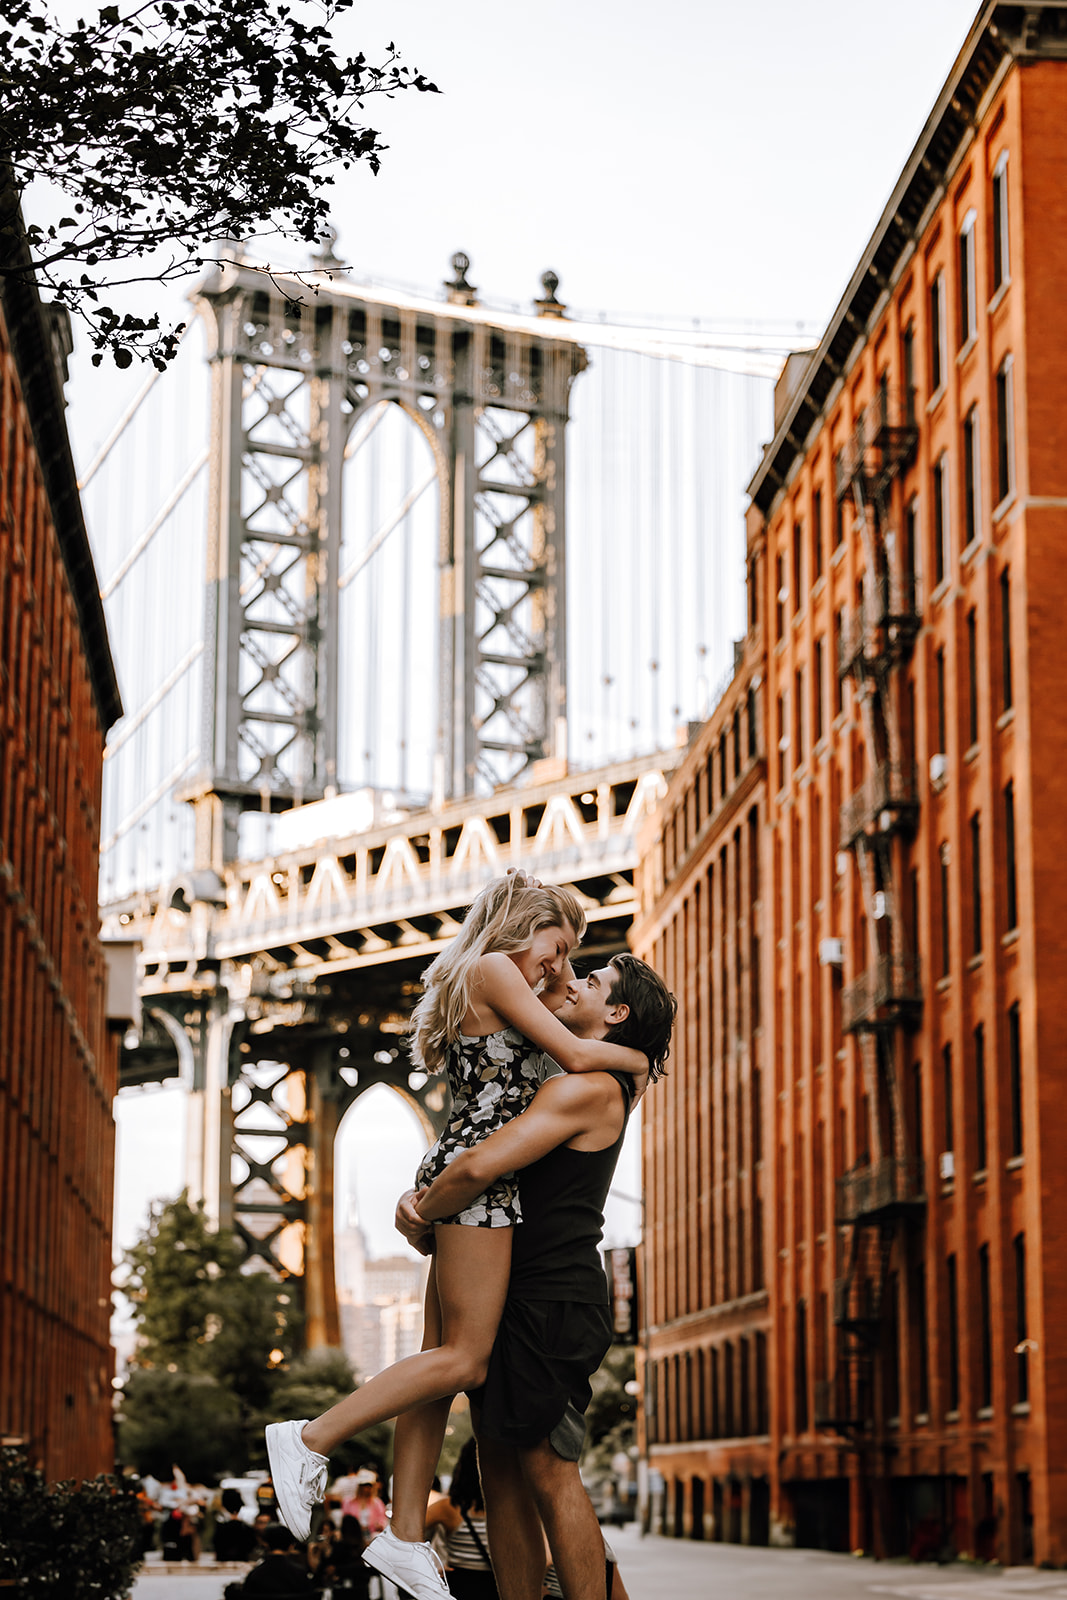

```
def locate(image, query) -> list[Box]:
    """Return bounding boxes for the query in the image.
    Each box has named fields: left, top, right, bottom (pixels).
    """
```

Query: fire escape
left=816, top=384, right=925, bottom=1442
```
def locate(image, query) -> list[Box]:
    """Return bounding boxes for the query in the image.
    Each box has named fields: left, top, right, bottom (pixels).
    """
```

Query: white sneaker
left=264, top=1419, right=328, bottom=1542
left=363, top=1526, right=452, bottom=1599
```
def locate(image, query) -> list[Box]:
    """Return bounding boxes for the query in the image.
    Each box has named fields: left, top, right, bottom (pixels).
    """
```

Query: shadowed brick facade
left=633, top=3, right=1067, bottom=1564
left=0, top=190, right=123, bottom=1477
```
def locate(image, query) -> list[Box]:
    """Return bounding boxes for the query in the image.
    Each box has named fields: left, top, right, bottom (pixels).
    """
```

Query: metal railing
left=837, top=575, right=921, bottom=679
left=839, top=761, right=919, bottom=847
left=835, top=386, right=918, bottom=498
left=835, top=1156, right=925, bottom=1225
left=842, top=954, right=922, bottom=1032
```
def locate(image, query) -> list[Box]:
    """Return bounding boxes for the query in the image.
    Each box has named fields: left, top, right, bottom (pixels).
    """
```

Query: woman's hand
left=395, top=1187, right=435, bottom=1255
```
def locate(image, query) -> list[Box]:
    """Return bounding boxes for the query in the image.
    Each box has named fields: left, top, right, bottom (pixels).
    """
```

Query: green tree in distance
left=122, top=1191, right=299, bottom=1414
left=257, top=1347, right=394, bottom=1480
left=0, top=0, right=439, bottom=366
left=117, top=1368, right=245, bottom=1483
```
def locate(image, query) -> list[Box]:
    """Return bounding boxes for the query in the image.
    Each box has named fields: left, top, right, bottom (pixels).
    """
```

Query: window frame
left=995, top=354, right=1015, bottom=507
left=958, top=209, right=978, bottom=347
left=992, top=150, right=1010, bottom=293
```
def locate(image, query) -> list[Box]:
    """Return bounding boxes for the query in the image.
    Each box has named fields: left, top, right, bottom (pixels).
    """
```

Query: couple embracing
left=267, top=872, right=676, bottom=1600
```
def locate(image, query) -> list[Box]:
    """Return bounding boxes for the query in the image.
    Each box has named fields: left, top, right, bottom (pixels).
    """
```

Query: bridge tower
left=152, top=250, right=588, bottom=1344
left=183, top=247, right=585, bottom=870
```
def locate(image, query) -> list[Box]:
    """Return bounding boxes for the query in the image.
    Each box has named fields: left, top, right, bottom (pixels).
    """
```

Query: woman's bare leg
left=390, top=1258, right=454, bottom=1543
left=301, top=1225, right=512, bottom=1457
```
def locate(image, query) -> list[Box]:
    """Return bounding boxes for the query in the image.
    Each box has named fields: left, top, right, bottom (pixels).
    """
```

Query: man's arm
left=414, top=1073, right=622, bottom=1223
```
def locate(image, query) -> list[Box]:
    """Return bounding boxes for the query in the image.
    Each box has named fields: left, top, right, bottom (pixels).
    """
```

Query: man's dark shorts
left=471, top=1298, right=613, bottom=1461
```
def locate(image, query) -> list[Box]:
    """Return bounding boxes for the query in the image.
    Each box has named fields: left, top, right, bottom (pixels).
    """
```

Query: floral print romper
left=414, top=1026, right=546, bottom=1227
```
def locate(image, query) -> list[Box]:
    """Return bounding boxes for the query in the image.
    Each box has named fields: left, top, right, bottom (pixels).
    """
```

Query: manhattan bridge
left=85, top=242, right=801, bottom=1345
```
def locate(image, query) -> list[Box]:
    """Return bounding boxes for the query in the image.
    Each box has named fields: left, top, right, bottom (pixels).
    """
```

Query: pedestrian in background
left=423, top=1439, right=498, bottom=1599
left=342, top=1468, right=387, bottom=1537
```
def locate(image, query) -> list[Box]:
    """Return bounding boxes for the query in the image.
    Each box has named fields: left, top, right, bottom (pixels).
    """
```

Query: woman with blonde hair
left=267, top=874, right=647, bottom=1599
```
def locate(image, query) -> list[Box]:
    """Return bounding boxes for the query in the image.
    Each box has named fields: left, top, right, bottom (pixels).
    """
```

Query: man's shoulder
left=533, top=1069, right=620, bottom=1110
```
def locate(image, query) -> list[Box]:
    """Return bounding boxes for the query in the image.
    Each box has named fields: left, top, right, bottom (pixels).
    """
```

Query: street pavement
left=130, top=1532, right=1067, bottom=1600
left=609, top=1526, right=1065, bottom=1600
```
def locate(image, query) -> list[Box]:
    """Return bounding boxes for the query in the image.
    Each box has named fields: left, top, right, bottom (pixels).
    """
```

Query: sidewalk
left=609, top=1525, right=1051, bottom=1600
left=131, top=1530, right=1046, bottom=1600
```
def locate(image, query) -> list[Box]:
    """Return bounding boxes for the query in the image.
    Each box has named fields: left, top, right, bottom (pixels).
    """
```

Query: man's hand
left=395, top=1187, right=434, bottom=1256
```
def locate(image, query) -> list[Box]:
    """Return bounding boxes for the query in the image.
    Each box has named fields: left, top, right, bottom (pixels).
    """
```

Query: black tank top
left=508, top=1070, right=634, bottom=1304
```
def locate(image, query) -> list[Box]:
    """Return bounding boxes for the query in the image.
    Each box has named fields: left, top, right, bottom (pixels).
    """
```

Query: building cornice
left=747, top=2, right=1067, bottom=517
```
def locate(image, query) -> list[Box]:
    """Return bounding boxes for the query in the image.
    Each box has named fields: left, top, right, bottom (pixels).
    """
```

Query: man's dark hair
left=262, top=1522, right=296, bottom=1552
left=603, top=954, right=677, bottom=1081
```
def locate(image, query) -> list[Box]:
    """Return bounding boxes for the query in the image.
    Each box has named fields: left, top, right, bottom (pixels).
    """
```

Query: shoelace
left=299, top=1455, right=328, bottom=1504
left=416, top=1540, right=449, bottom=1586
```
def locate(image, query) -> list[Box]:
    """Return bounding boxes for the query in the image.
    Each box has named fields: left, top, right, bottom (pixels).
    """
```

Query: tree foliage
left=117, top=1368, right=246, bottom=1483
left=257, top=1347, right=394, bottom=1481
left=581, top=1345, right=637, bottom=1483
left=0, top=1447, right=142, bottom=1600
left=0, top=0, right=438, bottom=365
left=122, top=1191, right=300, bottom=1412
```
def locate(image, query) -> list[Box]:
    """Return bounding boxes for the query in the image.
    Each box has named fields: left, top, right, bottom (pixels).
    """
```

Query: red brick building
left=0, top=191, right=124, bottom=1477
left=634, top=3, right=1067, bottom=1564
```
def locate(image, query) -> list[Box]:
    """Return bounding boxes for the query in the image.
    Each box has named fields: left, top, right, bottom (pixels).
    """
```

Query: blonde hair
left=410, top=877, right=586, bottom=1073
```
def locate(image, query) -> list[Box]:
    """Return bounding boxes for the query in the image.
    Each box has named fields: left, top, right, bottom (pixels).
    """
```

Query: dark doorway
left=690, top=1476, right=706, bottom=1540
left=750, top=1477, right=771, bottom=1546
left=712, top=1477, right=724, bottom=1542
left=673, top=1476, right=685, bottom=1539
left=790, top=1478, right=850, bottom=1552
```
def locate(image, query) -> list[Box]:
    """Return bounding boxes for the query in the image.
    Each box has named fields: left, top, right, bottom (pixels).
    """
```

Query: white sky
left=103, top=0, right=980, bottom=1259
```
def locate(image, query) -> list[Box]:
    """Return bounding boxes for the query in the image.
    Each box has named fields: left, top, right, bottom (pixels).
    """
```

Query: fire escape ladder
left=822, top=387, right=924, bottom=1443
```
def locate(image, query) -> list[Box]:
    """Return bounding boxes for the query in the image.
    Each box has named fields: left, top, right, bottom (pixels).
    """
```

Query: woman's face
left=510, top=921, right=577, bottom=990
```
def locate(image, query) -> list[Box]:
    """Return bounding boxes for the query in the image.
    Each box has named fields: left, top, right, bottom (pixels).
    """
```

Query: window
left=1009, top=1001, right=1023, bottom=1156
left=971, top=812, right=982, bottom=954
left=732, top=708, right=741, bottom=779
left=1001, top=567, right=1013, bottom=710
left=940, top=844, right=951, bottom=977
left=958, top=210, right=977, bottom=346
left=794, top=667, right=804, bottom=767
left=992, top=151, right=1010, bottom=291
left=975, top=1024, right=987, bottom=1170
left=996, top=356, right=1015, bottom=505
left=795, top=1300, right=809, bottom=1433
left=1005, top=780, right=1018, bottom=930
left=915, top=1261, right=930, bottom=1415
left=793, top=520, right=803, bottom=613
left=813, top=488, right=824, bottom=579
left=902, top=321, right=916, bottom=422
left=775, top=552, right=786, bottom=642
left=814, top=637, right=824, bottom=744
left=978, top=1243, right=992, bottom=1409
left=904, top=496, right=919, bottom=609
left=963, top=406, right=981, bottom=548
left=746, top=684, right=757, bottom=759
left=833, top=454, right=845, bottom=548
left=930, top=271, right=946, bottom=392
left=719, top=731, right=727, bottom=799
left=1014, top=1233, right=1029, bottom=1404
left=935, top=647, right=947, bottom=753
left=748, top=555, right=759, bottom=630
left=913, top=1060, right=924, bottom=1159
left=967, top=608, right=979, bottom=746
left=776, top=693, right=787, bottom=790
left=947, top=1253, right=960, bottom=1412
left=933, top=453, right=950, bottom=584
left=834, top=610, right=844, bottom=715
left=943, top=1042, right=954, bottom=1152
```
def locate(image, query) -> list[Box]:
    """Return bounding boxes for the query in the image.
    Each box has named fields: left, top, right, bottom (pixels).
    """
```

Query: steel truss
left=183, top=254, right=586, bottom=868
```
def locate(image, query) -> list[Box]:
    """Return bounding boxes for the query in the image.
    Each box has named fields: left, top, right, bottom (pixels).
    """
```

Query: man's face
left=557, top=962, right=627, bottom=1039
